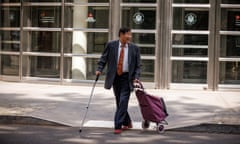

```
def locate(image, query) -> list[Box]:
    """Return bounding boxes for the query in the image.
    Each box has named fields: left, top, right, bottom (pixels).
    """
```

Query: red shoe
left=114, top=129, right=122, bottom=134
left=122, top=123, right=133, bottom=130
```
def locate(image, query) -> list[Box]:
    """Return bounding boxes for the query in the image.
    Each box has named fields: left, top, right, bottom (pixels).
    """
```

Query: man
left=96, top=27, right=141, bottom=134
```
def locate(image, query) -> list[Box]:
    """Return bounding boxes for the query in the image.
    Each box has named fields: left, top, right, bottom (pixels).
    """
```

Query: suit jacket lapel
left=128, top=43, right=132, bottom=66
left=114, top=41, right=119, bottom=64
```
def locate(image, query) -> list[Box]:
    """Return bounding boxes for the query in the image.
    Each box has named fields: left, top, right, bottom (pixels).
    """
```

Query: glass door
left=171, top=1, right=209, bottom=86
left=121, top=0, right=157, bottom=82
left=22, top=4, right=61, bottom=79
left=219, top=1, right=240, bottom=86
left=0, top=2, right=21, bottom=79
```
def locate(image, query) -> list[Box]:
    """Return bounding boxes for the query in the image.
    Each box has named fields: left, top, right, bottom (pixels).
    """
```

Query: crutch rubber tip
left=79, top=129, right=82, bottom=133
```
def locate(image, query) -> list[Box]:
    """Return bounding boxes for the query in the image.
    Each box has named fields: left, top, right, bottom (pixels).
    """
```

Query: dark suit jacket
left=97, top=40, right=141, bottom=90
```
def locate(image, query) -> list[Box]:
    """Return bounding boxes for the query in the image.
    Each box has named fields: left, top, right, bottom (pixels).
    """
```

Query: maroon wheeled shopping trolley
left=135, top=81, right=168, bottom=133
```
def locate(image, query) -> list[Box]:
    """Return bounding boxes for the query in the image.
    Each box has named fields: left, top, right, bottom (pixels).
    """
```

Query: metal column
left=110, top=0, right=120, bottom=40
left=156, top=0, right=172, bottom=89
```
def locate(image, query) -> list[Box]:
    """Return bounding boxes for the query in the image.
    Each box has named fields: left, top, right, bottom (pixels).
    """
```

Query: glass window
left=141, top=60, right=154, bottom=82
left=64, top=58, right=154, bottom=82
left=22, top=56, right=60, bottom=78
left=173, top=8, right=209, bottom=30
left=222, top=0, right=240, bottom=4
left=64, top=57, right=107, bottom=80
left=0, top=7, right=20, bottom=27
left=23, top=6, right=61, bottom=28
left=221, top=9, right=240, bottom=31
left=173, top=0, right=209, bottom=3
left=0, top=31, right=20, bottom=52
left=86, top=58, right=106, bottom=80
left=1, top=0, right=20, bottom=2
left=172, top=48, right=207, bottom=57
left=122, top=7, right=156, bottom=30
left=172, top=34, right=208, bottom=56
left=64, top=6, right=109, bottom=29
left=122, top=0, right=156, bottom=3
left=65, top=0, right=109, bottom=2
left=64, top=32, right=108, bottom=54
left=173, top=34, right=208, bottom=45
left=24, top=0, right=61, bottom=2
left=132, top=33, right=155, bottom=55
left=172, top=61, right=207, bottom=83
left=220, top=36, right=240, bottom=57
left=1, top=55, right=19, bottom=76
left=219, top=61, right=240, bottom=84
left=23, top=31, right=61, bottom=53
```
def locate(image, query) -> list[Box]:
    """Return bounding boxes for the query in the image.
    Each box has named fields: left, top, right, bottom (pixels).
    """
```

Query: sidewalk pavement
left=0, top=81, right=240, bottom=131
left=1, top=124, right=240, bottom=144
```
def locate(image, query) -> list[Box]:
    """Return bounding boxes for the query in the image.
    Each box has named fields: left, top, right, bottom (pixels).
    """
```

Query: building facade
left=0, top=0, right=240, bottom=90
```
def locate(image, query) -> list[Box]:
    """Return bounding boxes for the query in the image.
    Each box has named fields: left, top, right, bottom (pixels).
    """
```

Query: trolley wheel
left=156, top=124, right=164, bottom=134
left=142, top=120, right=150, bottom=129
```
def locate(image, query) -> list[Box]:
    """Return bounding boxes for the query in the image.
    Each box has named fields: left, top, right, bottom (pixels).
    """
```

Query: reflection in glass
left=1, top=55, right=19, bottom=76
left=221, top=9, right=240, bottom=31
left=122, top=7, right=156, bottom=29
left=173, top=8, right=209, bottom=30
left=141, top=60, right=154, bottom=82
left=64, top=57, right=107, bottom=80
left=173, top=34, right=208, bottom=45
left=64, top=32, right=108, bottom=54
left=220, top=36, right=240, bottom=57
left=0, top=31, right=20, bottom=52
left=173, top=0, right=209, bottom=3
left=86, top=58, right=106, bottom=80
left=23, top=31, right=61, bottom=53
left=220, top=61, right=240, bottom=84
left=172, top=61, right=207, bottom=83
left=22, top=56, right=60, bottom=78
left=64, top=6, right=109, bottom=28
left=0, top=7, right=20, bottom=27
left=23, top=6, right=61, bottom=28
left=64, top=56, right=90, bottom=80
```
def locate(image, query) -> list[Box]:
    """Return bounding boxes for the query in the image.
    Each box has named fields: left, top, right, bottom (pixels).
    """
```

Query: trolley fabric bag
left=135, top=81, right=168, bottom=133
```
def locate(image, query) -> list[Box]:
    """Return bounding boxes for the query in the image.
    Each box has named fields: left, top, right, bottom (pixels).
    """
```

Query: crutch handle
left=95, top=74, right=100, bottom=82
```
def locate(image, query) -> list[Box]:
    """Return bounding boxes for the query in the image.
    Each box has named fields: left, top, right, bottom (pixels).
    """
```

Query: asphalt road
left=0, top=124, right=239, bottom=144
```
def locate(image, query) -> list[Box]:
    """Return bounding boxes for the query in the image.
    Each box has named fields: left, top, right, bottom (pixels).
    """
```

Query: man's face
left=120, top=31, right=132, bottom=44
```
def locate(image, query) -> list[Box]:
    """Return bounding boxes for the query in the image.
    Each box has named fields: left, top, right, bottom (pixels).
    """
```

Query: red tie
left=117, top=45, right=125, bottom=75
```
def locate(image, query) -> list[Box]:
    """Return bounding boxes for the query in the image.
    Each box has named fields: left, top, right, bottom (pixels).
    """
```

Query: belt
left=116, top=72, right=129, bottom=76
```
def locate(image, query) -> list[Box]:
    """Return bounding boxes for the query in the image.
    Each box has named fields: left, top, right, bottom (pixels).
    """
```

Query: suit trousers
left=113, top=72, right=131, bottom=129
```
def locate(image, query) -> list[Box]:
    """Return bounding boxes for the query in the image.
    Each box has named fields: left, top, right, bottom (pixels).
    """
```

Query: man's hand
left=96, top=71, right=101, bottom=76
left=133, top=79, right=139, bottom=83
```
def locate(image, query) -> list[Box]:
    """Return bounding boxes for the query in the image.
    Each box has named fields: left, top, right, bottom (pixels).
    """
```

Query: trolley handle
left=134, top=80, right=144, bottom=91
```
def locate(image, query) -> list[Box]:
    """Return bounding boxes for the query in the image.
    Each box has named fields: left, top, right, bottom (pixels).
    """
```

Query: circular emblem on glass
left=133, top=12, right=144, bottom=24
left=185, top=13, right=197, bottom=26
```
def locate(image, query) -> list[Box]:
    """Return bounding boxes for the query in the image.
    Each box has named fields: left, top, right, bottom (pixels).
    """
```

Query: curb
left=170, top=123, right=240, bottom=134
left=1, top=115, right=240, bottom=134
left=0, top=115, right=69, bottom=127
